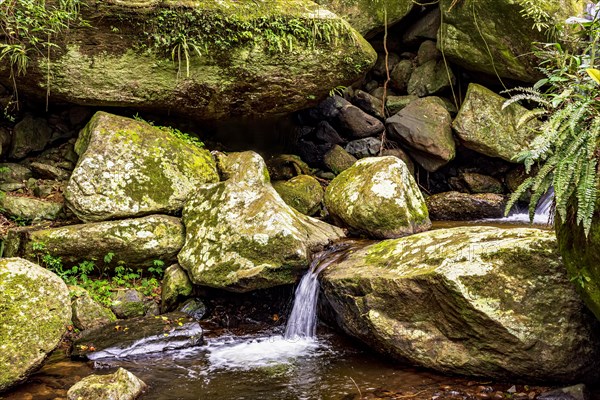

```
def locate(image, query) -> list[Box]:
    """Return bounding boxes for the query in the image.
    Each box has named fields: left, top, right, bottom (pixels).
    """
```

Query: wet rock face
left=67, top=368, right=146, bottom=400
left=1, top=1, right=375, bottom=121
left=65, top=111, right=219, bottom=222
left=72, top=312, right=203, bottom=360
left=0, top=258, right=72, bottom=392
left=325, top=156, right=430, bottom=239
left=321, top=226, right=600, bottom=383
left=178, top=151, right=344, bottom=292
left=426, top=191, right=506, bottom=220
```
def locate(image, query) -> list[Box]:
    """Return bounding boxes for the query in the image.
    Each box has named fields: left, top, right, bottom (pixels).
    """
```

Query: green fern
left=505, top=12, right=600, bottom=236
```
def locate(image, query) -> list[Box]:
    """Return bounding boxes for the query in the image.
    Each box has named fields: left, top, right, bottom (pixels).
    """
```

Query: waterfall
left=284, top=242, right=356, bottom=340
left=492, top=187, right=554, bottom=224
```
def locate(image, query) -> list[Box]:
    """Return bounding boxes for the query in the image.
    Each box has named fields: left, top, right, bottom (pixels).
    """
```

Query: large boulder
left=438, top=0, right=584, bottom=82
left=452, top=84, right=537, bottom=162
left=321, top=226, right=600, bottom=382
left=0, top=193, right=63, bottom=222
left=67, top=368, right=146, bottom=400
left=2, top=1, right=375, bottom=121
left=556, top=205, right=600, bottom=321
left=324, top=156, right=430, bottom=238
left=178, top=151, right=344, bottom=292
left=0, top=258, right=72, bottom=392
left=65, top=112, right=219, bottom=222
left=71, top=288, right=117, bottom=331
left=315, top=0, right=414, bottom=37
left=386, top=96, right=455, bottom=172
left=4, top=214, right=185, bottom=269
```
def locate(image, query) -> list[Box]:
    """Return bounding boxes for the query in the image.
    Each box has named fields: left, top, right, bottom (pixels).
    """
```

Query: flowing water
left=6, top=232, right=599, bottom=399
left=485, top=187, right=555, bottom=225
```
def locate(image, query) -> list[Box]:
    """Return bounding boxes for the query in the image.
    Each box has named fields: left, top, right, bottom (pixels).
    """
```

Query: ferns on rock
left=505, top=8, right=600, bottom=236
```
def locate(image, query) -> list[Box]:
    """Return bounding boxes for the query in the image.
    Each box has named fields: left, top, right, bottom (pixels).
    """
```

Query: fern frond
left=505, top=177, right=534, bottom=216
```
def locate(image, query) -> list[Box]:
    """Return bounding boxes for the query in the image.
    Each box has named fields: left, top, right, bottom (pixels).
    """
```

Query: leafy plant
left=504, top=3, right=600, bottom=236
left=0, top=0, right=85, bottom=109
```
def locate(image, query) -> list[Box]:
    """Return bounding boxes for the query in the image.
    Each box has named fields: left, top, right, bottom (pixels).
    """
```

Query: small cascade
left=490, top=187, right=555, bottom=224
left=284, top=241, right=357, bottom=339
left=206, top=241, right=358, bottom=369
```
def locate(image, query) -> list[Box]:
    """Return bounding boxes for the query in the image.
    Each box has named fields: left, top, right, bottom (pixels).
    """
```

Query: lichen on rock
left=178, top=151, right=344, bottom=292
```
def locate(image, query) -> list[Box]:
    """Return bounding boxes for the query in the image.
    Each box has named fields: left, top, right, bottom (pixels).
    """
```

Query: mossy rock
left=426, top=191, right=505, bottom=220
left=324, top=156, right=430, bottom=239
left=161, top=264, right=193, bottom=313
left=272, top=175, right=324, bottom=216
left=453, top=84, right=538, bottom=162
left=321, top=226, right=600, bottom=382
left=0, top=194, right=63, bottom=222
left=556, top=204, right=600, bottom=322
left=439, top=0, right=584, bottom=82
left=4, top=214, right=184, bottom=269
left=65, top=112, right=219, bottom=222
left=323, top=145, right=357, bottom=175
left=71, top=287, right=117, bottom=331
left=178, top=151, right=344, bottom=292
left=315, top=0, right=414, bottom=37
left=1, top=1, right=376, bottom=121
left=67, top=368, right=146, bottom=400
left=0, top=258, right=72, bottom=392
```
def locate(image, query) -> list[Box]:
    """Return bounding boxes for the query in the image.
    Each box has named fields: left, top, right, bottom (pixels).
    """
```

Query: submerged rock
left=65, top=112, right=219, bottom=222
left=0, top=258, right=71, bottom=392
left=453, top=84, right=539, bottom=162
left=178, top=151, right=344, bottom=292
left=321, top=226, right=600, bottom=382
left=2, top=2, right=375, bottom=121
left=4, top=214, right=185, bottom=269
left=67, top=368, right=146, bottom=400
left=72, top=312, right=203, bottom=360
left=426, top=191, right=505, bottom=220
left=324, top=156, right=430, bottom=239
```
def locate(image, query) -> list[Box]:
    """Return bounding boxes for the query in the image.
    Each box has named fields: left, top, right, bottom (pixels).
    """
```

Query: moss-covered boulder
left=65, top=112, right=219, bottom=222
left=272, top=175, right=324, bottom=216
left=438, top=0, right=584, bottom=82
left=2, top=1, right=375, bottom=122
left=323, top=145, right=358, bottom=175
left=426, top=191, right=505, bottom=220
left=4, top=214, right=184, bottom=269
left=178, top=151, right=344, bottom=292
left=0, top=258, right=72, bottom=392
left=461, top=172, right=504, bottom=194
left=556, top=206, right=600, bottom=321
left=324, top=156, right=430, bottom=238
left=386, top=96, right=455, bottom=172
left=161, top=264, right=193, bottom=312
left=71, top=287, right=117, bottom=331
left=315, top=0, right=414, bottom=37
left=321, top=226, right=600, bottom=382
left=67, top=368, right=146, bottom=400
left=0, top=193, right=63, bottom=222
left=453, top=84, right=538, bottom=162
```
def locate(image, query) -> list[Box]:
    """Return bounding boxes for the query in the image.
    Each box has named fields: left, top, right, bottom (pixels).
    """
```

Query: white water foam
left=206, top=245, right=351, bottom=371
left=485, top=187, right=554, bottom=225
left=206, top=335, right=322, bottom=371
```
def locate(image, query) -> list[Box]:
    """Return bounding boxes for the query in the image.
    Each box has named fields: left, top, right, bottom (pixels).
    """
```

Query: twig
left=349, top=376, right=363, bottom=399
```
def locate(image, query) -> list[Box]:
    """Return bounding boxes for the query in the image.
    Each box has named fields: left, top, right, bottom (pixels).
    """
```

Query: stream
left=5, top=215, right=600, bottom=400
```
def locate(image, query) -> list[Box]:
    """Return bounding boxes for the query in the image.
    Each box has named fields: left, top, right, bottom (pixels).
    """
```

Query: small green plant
left=32, top=243, right=164, bottom=306
left=0, top=0, right=85, bottom=109
left=504, top=4, right=600, bottom=236
left=132, top=113, right=205, bottom=149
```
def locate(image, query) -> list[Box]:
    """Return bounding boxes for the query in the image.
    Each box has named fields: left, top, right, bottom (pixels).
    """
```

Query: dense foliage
left=505, top=2, right=600, bottom=236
